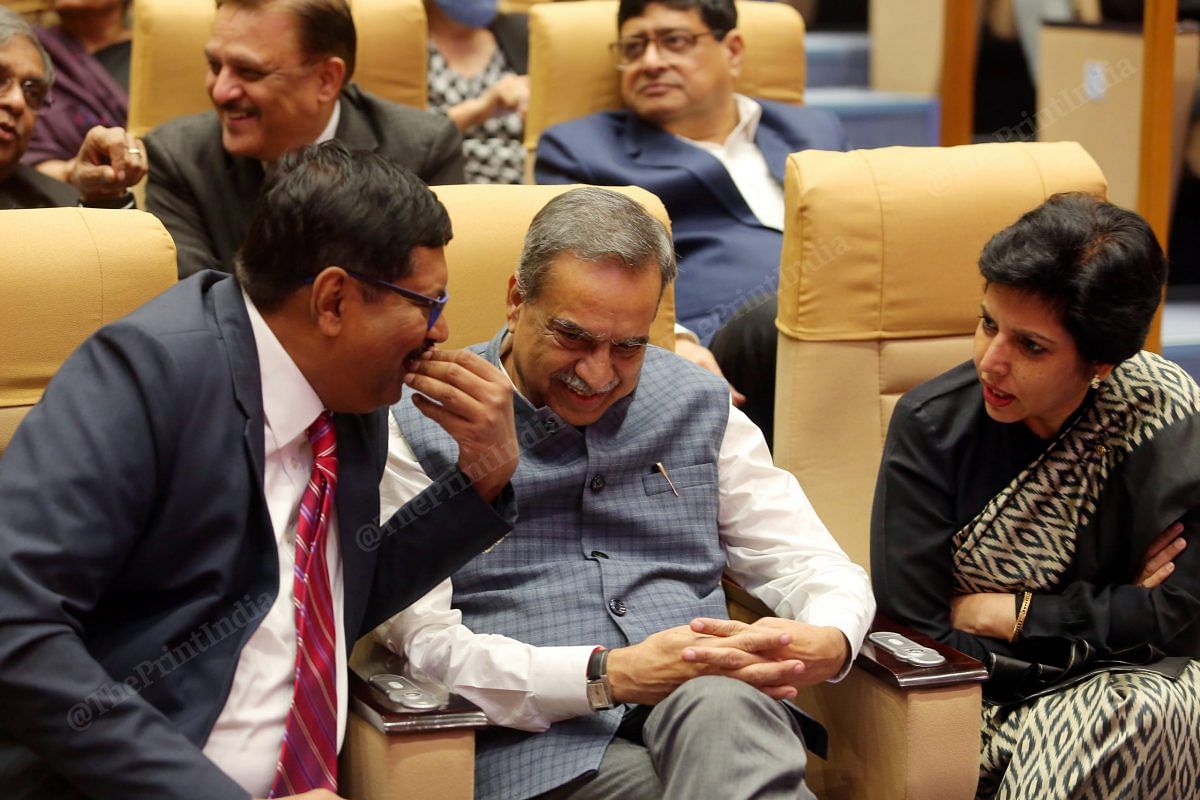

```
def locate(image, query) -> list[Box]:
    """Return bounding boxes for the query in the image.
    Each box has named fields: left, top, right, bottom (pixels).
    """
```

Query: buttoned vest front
left=394, top=329, right=732, bottom=799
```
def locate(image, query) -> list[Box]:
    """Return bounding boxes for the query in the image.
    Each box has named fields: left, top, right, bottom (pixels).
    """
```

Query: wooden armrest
left=341, top=638, right=481, bottom=800
left=859, top=613, right=989, bottom=689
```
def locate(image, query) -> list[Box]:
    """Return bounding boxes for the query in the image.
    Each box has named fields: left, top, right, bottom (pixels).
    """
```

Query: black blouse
left=871, top=361, right=1200, bottom=663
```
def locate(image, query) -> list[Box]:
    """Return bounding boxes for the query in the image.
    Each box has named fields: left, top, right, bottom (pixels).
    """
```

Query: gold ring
left=126, top=147, right=142, bottom=156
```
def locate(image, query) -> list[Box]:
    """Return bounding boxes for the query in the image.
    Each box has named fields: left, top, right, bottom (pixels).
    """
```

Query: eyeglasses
left=304, top=270, right=449, bottom=331
left=608, top=29, right=725, bottom=69
left=0, top=68, right=52, bottom=112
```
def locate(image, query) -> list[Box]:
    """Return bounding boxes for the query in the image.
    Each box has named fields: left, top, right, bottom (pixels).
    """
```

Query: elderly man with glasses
left=0, top=7, right=144, bottom=210
left=534, top=0, right=846, bottom=453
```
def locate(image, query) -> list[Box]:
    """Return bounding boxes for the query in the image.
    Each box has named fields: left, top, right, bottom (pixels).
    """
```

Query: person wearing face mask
left=873, top=193, right=1200, bottom=799
left=375, top=187, right=875, bottom=800
left=426, top=0, right=529, bottom=184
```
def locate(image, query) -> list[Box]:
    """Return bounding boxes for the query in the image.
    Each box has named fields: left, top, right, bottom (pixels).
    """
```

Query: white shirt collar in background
left=675, top=94, right=785, bottom=232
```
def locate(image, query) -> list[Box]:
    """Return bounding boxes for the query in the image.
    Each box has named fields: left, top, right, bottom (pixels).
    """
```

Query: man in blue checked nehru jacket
left=0, top=141, right=518, bottom=800
left=378, top=187, right=875, bottom=800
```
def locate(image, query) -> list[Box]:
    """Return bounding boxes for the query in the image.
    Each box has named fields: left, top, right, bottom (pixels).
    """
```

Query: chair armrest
left=857, top=612, right=989, bottom=689
left=340, top=639, right=483, bottom=800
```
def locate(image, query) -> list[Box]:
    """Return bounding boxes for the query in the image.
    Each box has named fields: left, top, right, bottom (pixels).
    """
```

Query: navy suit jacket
left=0, top=273, right=514, bottom=799
left=535, top=100, right=846, bottom=344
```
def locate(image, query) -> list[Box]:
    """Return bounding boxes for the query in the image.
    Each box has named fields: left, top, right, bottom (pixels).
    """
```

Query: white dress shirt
left=676, top=94, right=785, bottom=232
left=375, top=354, right=874, bottom=733
left=202, top=294, right=349, bottom=796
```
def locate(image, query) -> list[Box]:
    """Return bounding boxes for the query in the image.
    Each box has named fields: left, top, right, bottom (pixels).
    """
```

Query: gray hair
left=516, top=187, right=677, bottom=302
left=0, top=7, right=54, bottom=87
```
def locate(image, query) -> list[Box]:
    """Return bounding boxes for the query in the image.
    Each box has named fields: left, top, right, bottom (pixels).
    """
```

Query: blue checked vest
left=393, top=328, right=732, bottom=799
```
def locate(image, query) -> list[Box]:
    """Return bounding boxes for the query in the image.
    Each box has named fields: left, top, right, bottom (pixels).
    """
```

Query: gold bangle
left=1009, top=591, right=1032, bottom=643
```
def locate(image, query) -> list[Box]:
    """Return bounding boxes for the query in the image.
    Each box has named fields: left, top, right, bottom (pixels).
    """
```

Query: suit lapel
left=624, top=113, right=760, bottom=228
left=224, top=154, right=265, bottom=257
left=754, top=109, right=793, bottom=185
left=333, top=86, right=381, bottom=153
left=335, top=411, right=381, bottom=644
left=211, top=277, right=266, bottom=491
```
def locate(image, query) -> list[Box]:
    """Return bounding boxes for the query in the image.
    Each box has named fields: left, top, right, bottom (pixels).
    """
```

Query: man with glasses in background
left=145, top=0, right=466, bottom=279
left=377, top=188, right=874, bottom=800
left=0, top=7, right=144, bottom=209
left=535, top=0, right=845, bottom=451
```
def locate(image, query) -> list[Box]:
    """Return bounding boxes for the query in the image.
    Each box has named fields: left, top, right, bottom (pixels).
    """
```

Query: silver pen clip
left=654, top=461, right=679, bottom=497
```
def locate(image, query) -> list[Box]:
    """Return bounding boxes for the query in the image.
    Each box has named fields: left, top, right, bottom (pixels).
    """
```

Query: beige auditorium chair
left=765, top=141, right=1107, bottom=799
left=525, top=0, right=807, bottom=164
left=432, top=182, right=677, bottom=349
left=0, top=208, right=176, bottom=458
left=127, top=0, right=429, bottom=139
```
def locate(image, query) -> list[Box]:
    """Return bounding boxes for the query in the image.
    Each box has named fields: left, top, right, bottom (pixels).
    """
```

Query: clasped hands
left=606, top=617, right=850, bottom=706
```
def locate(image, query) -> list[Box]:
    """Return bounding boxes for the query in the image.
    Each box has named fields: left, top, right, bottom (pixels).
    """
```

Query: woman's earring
left=1090, top=374, right=1102, bottom=390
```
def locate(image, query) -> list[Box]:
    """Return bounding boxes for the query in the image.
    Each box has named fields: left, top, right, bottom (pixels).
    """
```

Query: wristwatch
left=586, top=647, right=616, bottom=710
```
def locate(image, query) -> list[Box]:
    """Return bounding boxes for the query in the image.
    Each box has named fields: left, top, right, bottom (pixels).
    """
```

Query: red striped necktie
left=269, top=411, right=339, bottom=798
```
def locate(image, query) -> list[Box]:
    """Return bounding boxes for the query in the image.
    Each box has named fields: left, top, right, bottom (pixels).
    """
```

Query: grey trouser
left=542, top=675, right=817, bottom=800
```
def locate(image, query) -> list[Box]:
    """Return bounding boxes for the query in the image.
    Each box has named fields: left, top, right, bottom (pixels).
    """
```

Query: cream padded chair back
left=0, top=209, right=177, bottom=458
left=773, top=141, right=1107, bottom=571
left=433, top=184, right=676, bottom=351
left=128, top=0, right=428, bottom=138
left=525, top=0, right=806, bottom=153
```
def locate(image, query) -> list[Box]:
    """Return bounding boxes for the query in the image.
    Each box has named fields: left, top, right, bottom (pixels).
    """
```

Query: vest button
left=590, top=550, right=609, bottom=559
left=608, top=598, right=627, bottom=616
left=589, top=474, right=606, bottom=492
left=543, top=418, right=560, bottom=435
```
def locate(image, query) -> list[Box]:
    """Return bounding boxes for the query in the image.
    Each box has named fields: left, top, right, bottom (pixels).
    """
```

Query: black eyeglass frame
left=303, top=269, right=449, bottom=331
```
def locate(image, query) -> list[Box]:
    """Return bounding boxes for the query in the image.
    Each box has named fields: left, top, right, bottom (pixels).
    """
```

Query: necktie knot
left=306, top=411, right=338, bottom=489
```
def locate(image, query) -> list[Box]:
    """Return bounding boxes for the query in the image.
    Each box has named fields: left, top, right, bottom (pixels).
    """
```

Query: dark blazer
left=0, top=273, right=514, bottom=799
left=0, top=163, right=79, bottom=210
left=491, top=12, right=529, bottom=74
left=145, top=84, right=466, bottom=279
left=535, top=100, right=846, bottom=344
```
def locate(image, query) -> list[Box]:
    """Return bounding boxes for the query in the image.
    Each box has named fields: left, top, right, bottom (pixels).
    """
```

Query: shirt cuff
left=529, top=645, right=597, bottom=720
left=802, top=611, right=871, bottom=683
left=80, top=192, right=135, bottom=210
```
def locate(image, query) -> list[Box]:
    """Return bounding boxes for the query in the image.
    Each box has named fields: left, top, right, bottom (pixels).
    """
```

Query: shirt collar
left=315, top=99, right=342, bottom=145
left=675, top=94, right=762, bottom=149
left=241, top=290, right=326, bottom=453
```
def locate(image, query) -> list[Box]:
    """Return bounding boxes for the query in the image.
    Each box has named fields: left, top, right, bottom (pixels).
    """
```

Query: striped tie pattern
left=269, top=411, right=339, bottom=798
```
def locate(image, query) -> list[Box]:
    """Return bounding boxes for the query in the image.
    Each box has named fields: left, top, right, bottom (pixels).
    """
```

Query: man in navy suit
left=535, top=0, right=847, bottom=448
left=0, top=142, right=518, bottom=800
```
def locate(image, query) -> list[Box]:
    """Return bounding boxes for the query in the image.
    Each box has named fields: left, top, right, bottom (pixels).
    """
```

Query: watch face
left=586, top=679, right=614, bottom=710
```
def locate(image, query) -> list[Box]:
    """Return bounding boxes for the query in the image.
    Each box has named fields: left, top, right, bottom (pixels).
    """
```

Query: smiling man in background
left=146, top=0, right=465, bottom=278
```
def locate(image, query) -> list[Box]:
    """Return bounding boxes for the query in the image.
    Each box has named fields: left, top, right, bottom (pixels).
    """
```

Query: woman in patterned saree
left=872, top=192, right=1200, bottom=799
